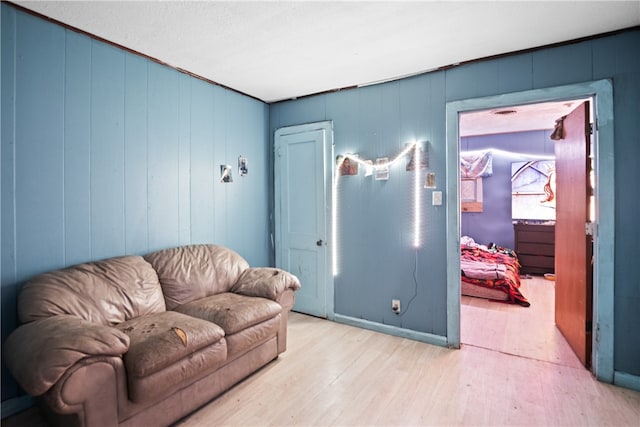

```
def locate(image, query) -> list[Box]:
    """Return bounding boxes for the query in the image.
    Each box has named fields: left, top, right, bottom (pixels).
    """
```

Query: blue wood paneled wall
left=271, top=29, right=640, bottom=377
left=273, top=76, right=449, bottom=337
left=1, top=6, right=270, bottom=400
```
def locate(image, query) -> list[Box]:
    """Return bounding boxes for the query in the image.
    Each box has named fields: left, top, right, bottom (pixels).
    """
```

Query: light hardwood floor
left=461, top=275, right=583, bottom=369
left=178, top=276, right=639, bottom=426
left=4, top=279, right=640, bottom=426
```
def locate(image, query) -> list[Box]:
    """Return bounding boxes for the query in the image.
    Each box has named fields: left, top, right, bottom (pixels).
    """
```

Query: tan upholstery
left=3, top=315, right=129, bottom=397
left=144, top=244, right=249, bottom=310
left=232, top=267, right=302, bottom=300
left=18, top=255, right=165, bottom=325
left=3, top=244, right=300, bottom=427
left=225, top=315, right=281, bottom=360
left=116, top=311, right=225, bottom=377
left=174, top=292, right=282, bottom=335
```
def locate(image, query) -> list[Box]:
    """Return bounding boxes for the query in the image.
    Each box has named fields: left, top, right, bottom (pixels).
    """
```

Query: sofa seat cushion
left=116, top=311, right=225, bottom=378
left=226, top=314, right=281, bottom=360
left=174, top=292, right=281, bottom=335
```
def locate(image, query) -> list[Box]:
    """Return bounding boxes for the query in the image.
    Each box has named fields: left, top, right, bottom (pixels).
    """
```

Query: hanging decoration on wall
left=425, top=172, right=436, bottom=189
left=406, top=145, right=429, bottom=171
left=363, top=160, right=374, bottom=177
left=460, top=150, right=493, bottom=178
left=550, top=115, right=566, bottom=140
left=220, top=165, right=233, bottom=183
left=238, top=156, right=248, bottom=177
left=339, top=142, right=426, bottom=179
left=375, top=158, right=389, bottom=180
left=332, top=141, right=431, bottom=275
left=336, top=155, right=359, bottom=176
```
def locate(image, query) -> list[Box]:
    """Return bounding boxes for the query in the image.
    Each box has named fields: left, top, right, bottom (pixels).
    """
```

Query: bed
left=460, top=236, right=530, bottom=307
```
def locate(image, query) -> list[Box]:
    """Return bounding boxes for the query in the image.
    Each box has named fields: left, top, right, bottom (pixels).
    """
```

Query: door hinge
left=585, top=222, right=595, bottom=236
left=586, top=320, right=593, bottom=333
left=588, top=123, right=594, bottom=135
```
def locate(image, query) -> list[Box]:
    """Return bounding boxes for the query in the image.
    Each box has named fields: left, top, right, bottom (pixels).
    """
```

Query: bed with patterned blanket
left=460, top=236, right=530, bottom=307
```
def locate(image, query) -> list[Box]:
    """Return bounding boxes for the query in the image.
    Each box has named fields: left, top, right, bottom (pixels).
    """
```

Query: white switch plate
left=432, top=191, right=442, bottom=206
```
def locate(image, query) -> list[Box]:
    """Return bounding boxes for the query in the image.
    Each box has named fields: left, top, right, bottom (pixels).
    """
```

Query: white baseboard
left=333, top=314, right=448, bottom=347
left=614, top=370, right=640, bottom=392
left=1, top=395, right=33, bottom=419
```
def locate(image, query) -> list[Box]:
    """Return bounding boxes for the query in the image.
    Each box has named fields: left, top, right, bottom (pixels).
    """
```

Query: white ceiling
left=459, top=98, right=591, bottom=137
left=12, top=1, right=640, bottom=135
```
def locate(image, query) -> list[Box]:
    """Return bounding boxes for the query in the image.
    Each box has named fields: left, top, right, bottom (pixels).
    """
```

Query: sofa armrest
left=231, top=267, right=301, bottom=301
left=4, top=315, right=130, bottom=396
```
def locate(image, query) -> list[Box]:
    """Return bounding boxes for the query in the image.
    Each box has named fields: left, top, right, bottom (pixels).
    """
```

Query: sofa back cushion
left=144, top=244, right=249, bottom=310
left=18, top=255, right=166, bottom=326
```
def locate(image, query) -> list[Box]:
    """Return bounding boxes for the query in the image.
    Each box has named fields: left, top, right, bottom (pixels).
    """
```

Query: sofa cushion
left=18, top=255, right=165, bottom=326
left=174, top=292, right=281, bottom=335
left=225, top=314, right=281, bottom=360
left=130, top=340, right=228, bottom=404
left=116, top=311, right=225, bottom=378
left=4, top=315, right=130, bottom=397
left=144, top=244, right=249, bottom=310
left=231, top=267, right=301, bottom=300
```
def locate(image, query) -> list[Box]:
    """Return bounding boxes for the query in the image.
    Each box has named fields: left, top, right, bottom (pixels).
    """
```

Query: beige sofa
left=4, top=244, right=301, bottom=427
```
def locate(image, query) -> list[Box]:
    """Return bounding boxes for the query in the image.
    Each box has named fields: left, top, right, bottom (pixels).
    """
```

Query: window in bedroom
left=461, top=177, right=483, bottom=212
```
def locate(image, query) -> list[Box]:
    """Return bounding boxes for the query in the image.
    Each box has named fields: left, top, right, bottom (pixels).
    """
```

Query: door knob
left=316, top=239, right=324, bottom=246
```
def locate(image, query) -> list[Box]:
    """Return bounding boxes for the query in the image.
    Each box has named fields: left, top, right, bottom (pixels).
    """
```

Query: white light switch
left=432, top=191, right=443, bottom=206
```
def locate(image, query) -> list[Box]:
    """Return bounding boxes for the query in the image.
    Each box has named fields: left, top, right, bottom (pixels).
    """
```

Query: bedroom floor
left=461, top=274, right=583, bottom=369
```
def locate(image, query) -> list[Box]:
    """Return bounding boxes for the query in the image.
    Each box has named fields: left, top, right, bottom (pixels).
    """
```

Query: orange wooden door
left=554, top=101, right=593, bottom=367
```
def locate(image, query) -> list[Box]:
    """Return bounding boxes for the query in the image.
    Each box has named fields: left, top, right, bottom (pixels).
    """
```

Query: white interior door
left=274, top=122, right=332, bottom=318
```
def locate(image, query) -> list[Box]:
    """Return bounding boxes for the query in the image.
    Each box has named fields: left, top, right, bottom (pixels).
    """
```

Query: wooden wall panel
left=90, top=43, right=126, bottom=260
left=229, top=97, right=269, bottom=262
left=189, top=79, right=215, bottom=245
left=124, top=54, right=150, bottom=255
left=1, top=7, right=18, bottom=401
left=212, top=85, right=229, bottom=248
left=532, top=42, right=593, bottom=88
left=225, top=94, right=252, bottom=252
left=496, top=54, right=534, bottom=94
left=15, top=13, right=65, bottom=278
left=147, top=63, right=181, bottom=251
left=177, top=74, right=192, bottom=246
left=445, top=60, right=499, bottom=101
left=64, top=32, right=92, bottom=265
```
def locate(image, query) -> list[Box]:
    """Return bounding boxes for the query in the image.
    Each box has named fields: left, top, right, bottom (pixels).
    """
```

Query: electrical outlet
left=391, top=299, right=401, bottom=314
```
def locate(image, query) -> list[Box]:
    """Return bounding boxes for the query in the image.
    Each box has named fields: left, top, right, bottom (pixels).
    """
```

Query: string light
left=461, top=148, right=555, bottom=160
left=333, top=141, right=425, bottom=276
left=344, top=143, right=416, bottom=169
left=413, top=143, right=421, bottom=248
left=332, top=157, right=343, bottom=276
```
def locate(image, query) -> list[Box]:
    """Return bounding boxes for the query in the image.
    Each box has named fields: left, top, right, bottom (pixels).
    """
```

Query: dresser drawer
left=517, top=230, right=555, bottom=244
left=514, top=223, right=555, bottom=274
left=517, top=242, right=554, bottom=256
left=518, top=254, right=555, bottom=270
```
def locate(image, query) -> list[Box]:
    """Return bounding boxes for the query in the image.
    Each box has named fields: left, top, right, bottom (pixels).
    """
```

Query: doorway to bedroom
left=458, top=97, right=594, bottom=370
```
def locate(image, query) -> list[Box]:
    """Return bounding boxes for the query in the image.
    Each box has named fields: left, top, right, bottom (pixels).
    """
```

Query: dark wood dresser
left=514, top=223, right=555, bottom=275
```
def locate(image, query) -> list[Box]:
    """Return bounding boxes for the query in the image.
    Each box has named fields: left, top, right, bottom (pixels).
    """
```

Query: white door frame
left=445, top=80, right=614, bottom=382
left=274, top=120, right=335, bottom=319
